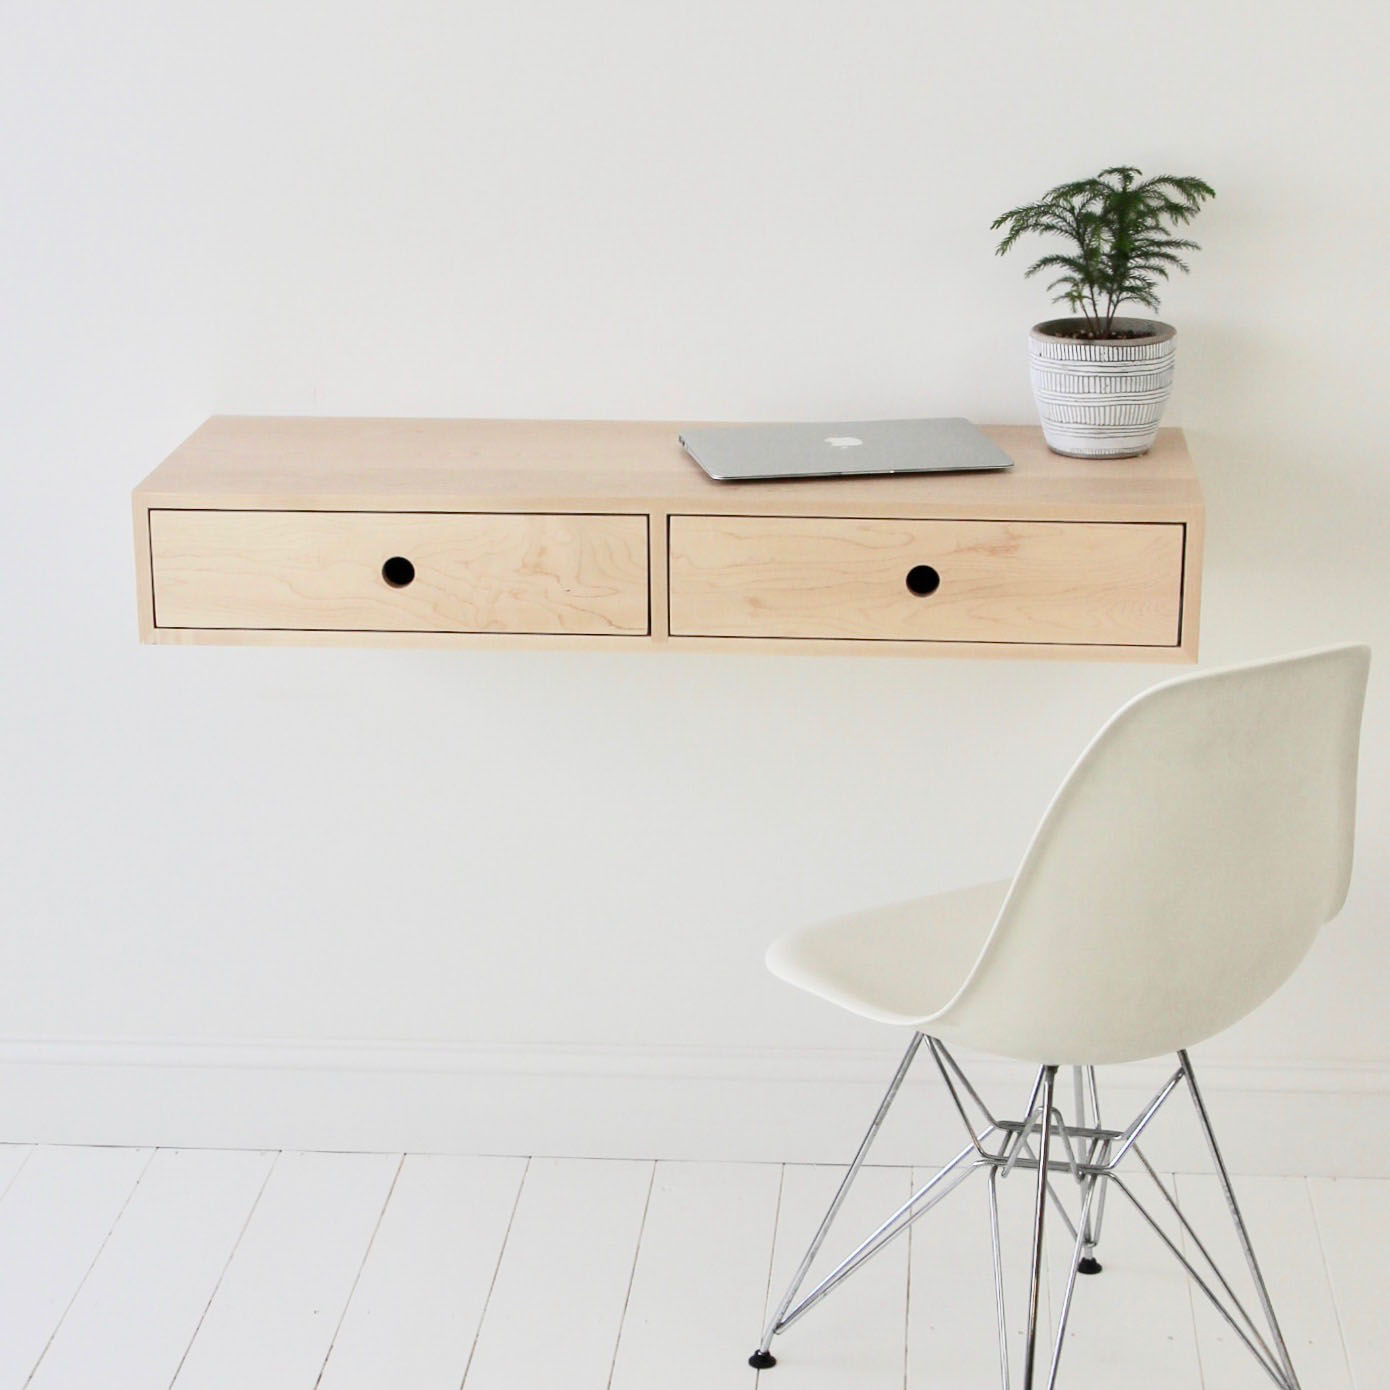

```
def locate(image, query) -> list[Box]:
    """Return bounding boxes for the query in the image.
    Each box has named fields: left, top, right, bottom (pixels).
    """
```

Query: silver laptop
left=678, top=418, right=1013, bottom=482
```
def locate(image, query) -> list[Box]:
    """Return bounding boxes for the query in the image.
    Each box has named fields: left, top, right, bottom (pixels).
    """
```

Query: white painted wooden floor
left=0, top=1142, right=1383, bottom=1389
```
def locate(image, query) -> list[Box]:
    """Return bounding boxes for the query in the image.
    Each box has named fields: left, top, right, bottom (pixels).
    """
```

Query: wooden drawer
left=668, top=515, right=1185, bottom=647
left=150, top=510, right=649, bottom=635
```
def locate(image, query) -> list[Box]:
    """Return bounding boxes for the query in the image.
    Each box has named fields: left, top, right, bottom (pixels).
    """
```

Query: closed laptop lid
left=678, top=418, right=1014, bottom=482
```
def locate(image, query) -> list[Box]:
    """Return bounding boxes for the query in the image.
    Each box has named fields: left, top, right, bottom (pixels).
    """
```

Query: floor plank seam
left=754, top=1164, right=787, bottom=1387
left=0, top=1146, right=35, bottom=1208
left=1307, top=1177, right=1360, bottom=1390
left=312, top=1152, right=407, bottom=1390
left=902, top=1177, right=913, bottom=1390
left=0, top=1146, right=1380, bottom=1390
left=459, top=1155, right=531, bottom=1390
left=605, top=1160, right=658, bottom=1390
left=164, top=1149, right=280, bottom=1390
left=1172, top=1174, right=1211, bottom=1390
left=21, top=1146, right=157, bottom=1390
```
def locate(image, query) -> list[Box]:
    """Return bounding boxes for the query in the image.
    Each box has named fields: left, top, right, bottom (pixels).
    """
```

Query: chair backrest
left=934, top=645, right=1371, bottom=1065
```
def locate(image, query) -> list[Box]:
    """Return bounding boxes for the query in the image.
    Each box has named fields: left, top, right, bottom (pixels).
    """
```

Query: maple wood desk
left=132, top=418, right=1203, bottom=662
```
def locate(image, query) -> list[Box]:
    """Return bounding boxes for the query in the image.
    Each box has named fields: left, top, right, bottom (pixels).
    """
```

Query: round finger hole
left=381, top=556, right=415, bottom=588
left=905, top=564, right=940, bottom=597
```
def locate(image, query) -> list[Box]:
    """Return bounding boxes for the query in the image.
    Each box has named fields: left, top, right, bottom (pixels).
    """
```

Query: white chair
left=750, top=645, right=1371, bottom=1390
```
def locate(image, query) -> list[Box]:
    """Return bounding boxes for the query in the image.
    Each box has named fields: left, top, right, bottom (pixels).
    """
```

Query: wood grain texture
left=134, top=625, right=1200, bottom=661
left=1179, top=500, right=1204, bottom=659
left=669, top=515, right=1184, bottom=647
left=132, top=496, right=156, bottom=642
left=135, top=418, right=1202, bottom=518
left=150, top=510, right=649, bottom=636
left=132, top=417, right=1203, bottom=659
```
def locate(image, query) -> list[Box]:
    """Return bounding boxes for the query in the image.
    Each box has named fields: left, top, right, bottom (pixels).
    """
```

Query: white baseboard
left=3, top=1037, right=1389, bottom=1176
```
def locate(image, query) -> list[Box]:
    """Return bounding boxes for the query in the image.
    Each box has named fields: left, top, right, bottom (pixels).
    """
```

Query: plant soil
left=1046, top=325, right=1158, bottom=342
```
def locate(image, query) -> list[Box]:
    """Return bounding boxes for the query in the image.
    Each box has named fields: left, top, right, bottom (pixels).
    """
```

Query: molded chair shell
left=767, top=645, right=1370, bottom=1064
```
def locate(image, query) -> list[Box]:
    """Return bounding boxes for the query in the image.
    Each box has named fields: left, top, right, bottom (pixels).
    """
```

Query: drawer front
left=150, top=510, right=649, bottom=635
left=668, top=515, right=1184, bottom=646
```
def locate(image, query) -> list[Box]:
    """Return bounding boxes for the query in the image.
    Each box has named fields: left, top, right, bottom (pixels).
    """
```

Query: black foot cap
left=749, top=1350, right=777, bottom=1369
left=1078, top=1256, right=1103, bottom=1276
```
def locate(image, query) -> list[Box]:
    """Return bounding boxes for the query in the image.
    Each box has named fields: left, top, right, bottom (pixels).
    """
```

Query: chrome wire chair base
left=750, top=1035, right=1302, bottom=1390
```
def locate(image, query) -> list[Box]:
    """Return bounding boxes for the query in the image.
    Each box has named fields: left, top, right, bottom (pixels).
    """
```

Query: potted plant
left=992, top=166, right=1215, bottom=458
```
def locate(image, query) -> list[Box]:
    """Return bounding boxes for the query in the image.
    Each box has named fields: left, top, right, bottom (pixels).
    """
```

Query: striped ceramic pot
left=1028, top=317, right=1176, bottom=458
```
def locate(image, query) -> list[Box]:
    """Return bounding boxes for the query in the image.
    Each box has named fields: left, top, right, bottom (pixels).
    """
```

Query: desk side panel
left=132, top=497, right=156, bottom=643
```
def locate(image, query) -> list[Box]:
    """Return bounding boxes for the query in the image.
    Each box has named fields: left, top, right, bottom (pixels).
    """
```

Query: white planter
left=1029, top=317, right=1176, bottom=458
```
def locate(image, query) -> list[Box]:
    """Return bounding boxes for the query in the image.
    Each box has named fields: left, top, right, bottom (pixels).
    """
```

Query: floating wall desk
left=132, top=418, right=1204, bottom=661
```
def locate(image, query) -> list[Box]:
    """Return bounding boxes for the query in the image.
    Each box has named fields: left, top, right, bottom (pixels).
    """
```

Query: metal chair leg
left=1044, top=1170, right=1103, bottom=1389
left=986, top=1169, right=1011, bottom=1390
left=749, top=1031, right=923, bottom=1370
left=1065, top=1065, right=1106, bottom=1274
left=1179, top=1050, right=1302, bottom=1390
left=1079, top=1066, right=1108, bottom=1272
left=748, top=1045, right=1301, bottom=1390
left=1021, top=1065, right=1058, bottom=1390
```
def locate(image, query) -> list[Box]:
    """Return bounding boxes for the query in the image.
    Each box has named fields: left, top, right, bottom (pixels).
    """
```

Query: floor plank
left=26, top=1149, right=274, bottom=1390
left=1177, top=1173, right=1352, bottom=1390
left=462, top=1157, right=654, bottom=1390
left=908, top=1161, right=1052, bottom=1388
left=0, top=1146, right=34, bottom=1204
left=1308, top=1177, right=1390, bottom=1390
left=317, top=1155, right=526, bottom=1390
left=169, top=1150, right=399, bottom=1390
left=1043, top=1164, right=1203, bottom=1388
left=759, top=1164, right=911, bottom=1390
left=0, top=1147, right=1383, bottom=1390
left=609, top=1160, right=781, bottom=1390
left=0, top=1145, right=151, bottom=1388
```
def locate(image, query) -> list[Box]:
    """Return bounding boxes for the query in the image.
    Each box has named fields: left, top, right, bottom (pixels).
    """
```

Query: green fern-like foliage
left=992, top=166, right=1214, bottom=339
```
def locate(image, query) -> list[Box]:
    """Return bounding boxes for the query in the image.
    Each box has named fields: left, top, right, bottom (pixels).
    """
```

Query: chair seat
left=765, top=879, right=1010, bottom=1027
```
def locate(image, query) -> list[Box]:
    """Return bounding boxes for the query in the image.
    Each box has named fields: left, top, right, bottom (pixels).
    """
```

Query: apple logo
left=824, top=436, right=863, bottom=449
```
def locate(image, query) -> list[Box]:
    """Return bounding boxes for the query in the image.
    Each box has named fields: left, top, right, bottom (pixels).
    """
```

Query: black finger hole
left=905, top=564, right=940, bottom=597
left=381, top=556, right=415, bottom=588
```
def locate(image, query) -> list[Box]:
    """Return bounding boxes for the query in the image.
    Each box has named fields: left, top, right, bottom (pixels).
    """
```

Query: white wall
left=3, top=0, right=1388, bottom=1169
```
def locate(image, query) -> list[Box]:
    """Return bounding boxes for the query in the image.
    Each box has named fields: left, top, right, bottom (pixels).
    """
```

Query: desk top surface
left=137, top=417, right=1201, bottom=521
